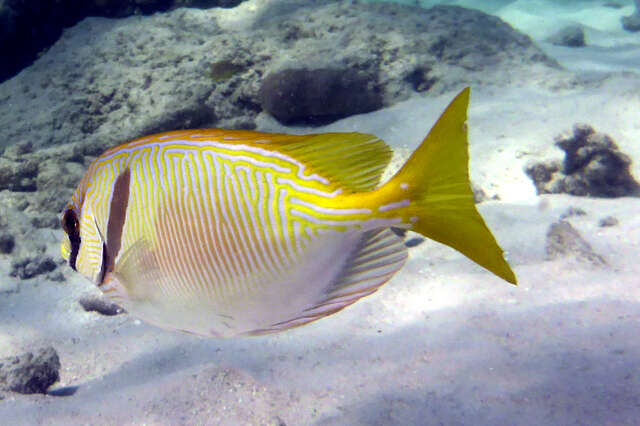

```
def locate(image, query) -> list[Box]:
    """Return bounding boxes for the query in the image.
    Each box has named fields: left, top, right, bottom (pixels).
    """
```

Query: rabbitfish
left=61, top=88, right=516, bottom=337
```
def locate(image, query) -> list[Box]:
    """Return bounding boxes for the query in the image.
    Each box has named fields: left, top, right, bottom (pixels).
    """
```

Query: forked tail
left=380, top=88, right=517, bottom=284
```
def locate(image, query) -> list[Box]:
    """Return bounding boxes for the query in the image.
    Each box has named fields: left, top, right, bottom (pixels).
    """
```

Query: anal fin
left=248, top=228, right=408, bottom=335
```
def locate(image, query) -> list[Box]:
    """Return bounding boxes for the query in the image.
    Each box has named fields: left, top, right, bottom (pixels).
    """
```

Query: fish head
left=60, top=173, right=106, bottom=284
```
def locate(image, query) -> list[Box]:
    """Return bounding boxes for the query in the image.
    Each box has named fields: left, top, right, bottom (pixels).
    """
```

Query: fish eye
left=62, top=209, right=79, bottom=235
left=62, top=208, right=81, bottom=271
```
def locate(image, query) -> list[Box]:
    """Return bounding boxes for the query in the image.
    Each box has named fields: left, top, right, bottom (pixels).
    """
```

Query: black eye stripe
left=97, top=242, right=109, bottom=286
left=62, top=209, right=81, bottom=271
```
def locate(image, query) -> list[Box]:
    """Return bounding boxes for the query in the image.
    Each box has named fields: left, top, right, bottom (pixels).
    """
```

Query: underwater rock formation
left=0, top=142, right=89, bottom=211
left=546, top=25, right=586, bottom=47
left=10, top=255, right=58, bottom=280
left=0, top=347, right=60, bottom=394
left=621, top=0, right=640, bottom=32
left=0, top=1, right=563, bottom=151
left=0, top=232, right=15, bottom=254
left=545, top=220, right=606, bottom=266
left=0, top=198, right=66, bottom=280
left=0, top=0, right=246, bottom=84
left=0, top=156, right=38, bottom=192
left=598, top=216, right=619, bottom=227
left=525, top=124, right=640, bottom=198
left=259, top=68, right=382, bottom=125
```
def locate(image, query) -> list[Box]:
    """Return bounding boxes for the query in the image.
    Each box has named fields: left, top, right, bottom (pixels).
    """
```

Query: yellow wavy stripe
left=82, top=132, right=377, bottom=302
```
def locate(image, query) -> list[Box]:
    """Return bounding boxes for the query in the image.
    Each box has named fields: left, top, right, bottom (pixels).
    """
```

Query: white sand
left=1, top=1, right=639, bottom=424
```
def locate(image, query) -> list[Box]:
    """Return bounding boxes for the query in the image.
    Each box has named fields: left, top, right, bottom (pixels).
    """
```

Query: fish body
left=61, top=88, right=516, bottom=337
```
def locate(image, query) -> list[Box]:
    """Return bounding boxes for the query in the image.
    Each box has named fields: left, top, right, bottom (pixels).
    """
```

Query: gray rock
left=405, top=237, right=425, bottom=248
left=0, top=201, right=56, bottom=272
left=546, top=25, right=585, bottom=47
left=622, top=0, right=640, bottom=31
left=259, top=68, right=383, bottom=125
left=29, top=185, right=75, bottom=215
left=79, top=295, right=124, bottom=316
left=622, top=13, right=640, bottom=32
left=10, top=255, right=58, bottom=279
left=29, top=213, right=60, bottom=229
left=525, top=124, right=640, bottom=197
left=2, top=141, right=33, bottom=160
left=559, top=206, right=587, bottom=220
left=545, top=220, right=606, bottom=266
left=0, top=157, right=39, bottom=192
left=598, top=216, right=619, bottom=227
left=0, top=142, right=88, bottom=216
left=0, top=232, right=15, bottom=254
left=0, top=347, right=60, bottom=394
left=0, top=1, right=562, bottom=153
left=472, top=184, right=489, bottom=203
left=47, top=271, right=66, bottom=282
left=36, top=160, right=86, bottom=193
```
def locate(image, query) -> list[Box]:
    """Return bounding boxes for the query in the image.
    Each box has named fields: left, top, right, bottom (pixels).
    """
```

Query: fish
left=60, top=87, right=516, bottom=337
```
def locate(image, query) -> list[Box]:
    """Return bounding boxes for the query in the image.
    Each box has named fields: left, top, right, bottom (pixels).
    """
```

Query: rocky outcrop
left=0, top=1, right=563, bottom=154
left=0, top=0, right=245, bottom=83
left=546, top=25, right=586, bottom=47
left=0, top=141, right=90, bottom=214
left=622, top=13, right=640, bottom=32
left=0, top=192, right=66, bottom=280
left=621, top=0, right=640, bottom=32
left=525, top=124, right=640, bottom=198
left=10, top=255, right=58, bottom=279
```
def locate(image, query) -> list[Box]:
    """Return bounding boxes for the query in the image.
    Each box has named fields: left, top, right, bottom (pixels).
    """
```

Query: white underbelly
left=123, top=230, right=364, bottom=337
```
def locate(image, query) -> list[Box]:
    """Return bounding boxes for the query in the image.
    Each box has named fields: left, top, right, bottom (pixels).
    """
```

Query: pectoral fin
left=100, top=239, right=162, bottom=304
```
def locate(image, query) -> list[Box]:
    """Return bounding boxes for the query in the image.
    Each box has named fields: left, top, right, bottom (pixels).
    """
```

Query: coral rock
left=0, top=347, right=60, bottom=394
left=525, top=124, right=640, bottom=198
left=10, top=255, right=58, bottom=279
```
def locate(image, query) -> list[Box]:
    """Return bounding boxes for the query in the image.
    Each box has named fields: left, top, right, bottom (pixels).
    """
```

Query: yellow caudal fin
left=384, top=88, right=517, bottom=284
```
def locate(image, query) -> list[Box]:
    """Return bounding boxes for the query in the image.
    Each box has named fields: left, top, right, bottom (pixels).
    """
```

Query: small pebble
left=47, top=271, right=66, bottom=282
left=405, top=237, right=425, bottom=248
left=598, top=216, right=619, bottom=227
left=78, top=295, right=124, bottom=316
left=560, top=206, right=587, bottom=219
left=0, top=232, right=15, bottom=254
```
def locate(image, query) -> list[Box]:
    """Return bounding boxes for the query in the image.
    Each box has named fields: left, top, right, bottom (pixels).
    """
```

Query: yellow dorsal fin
left=274, top=132, right=393, bottom=192
left=258, top=132, right=393, bottom=192
left=188, top=130, right=393, bottom=193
